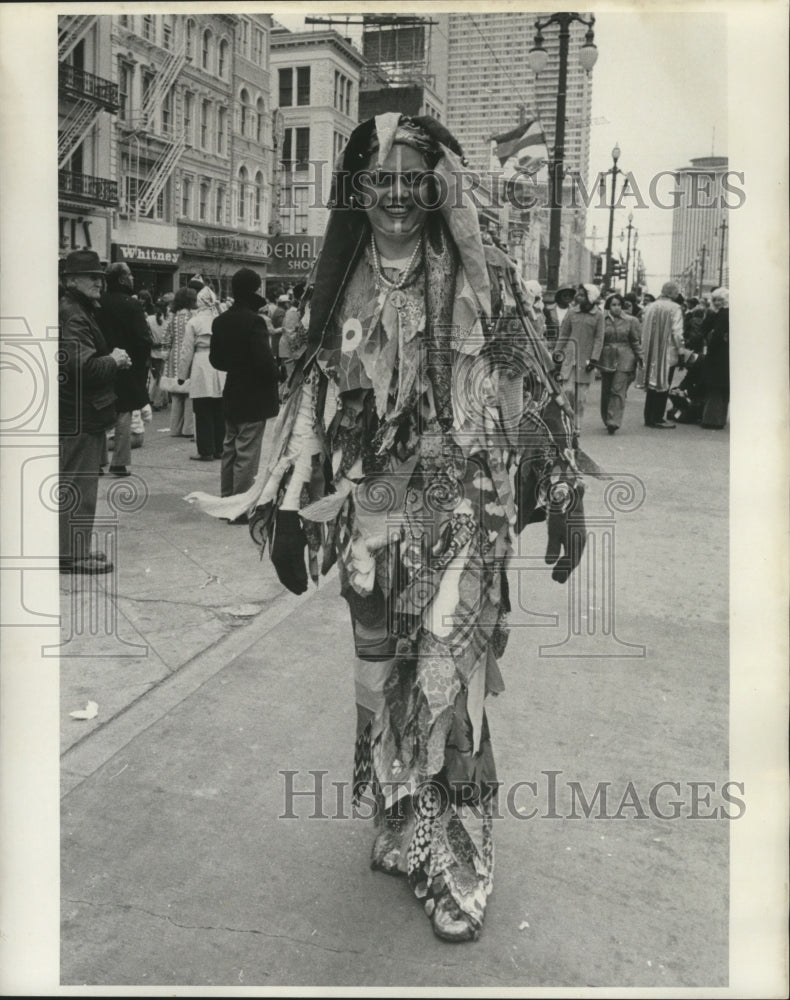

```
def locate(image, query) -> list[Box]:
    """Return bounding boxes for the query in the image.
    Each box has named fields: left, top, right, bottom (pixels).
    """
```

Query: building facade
left=269, top=26, right=364, bottom=291
left=58, top=15, right=119, bottom=268
left=670, top=156, right=730, bottom=298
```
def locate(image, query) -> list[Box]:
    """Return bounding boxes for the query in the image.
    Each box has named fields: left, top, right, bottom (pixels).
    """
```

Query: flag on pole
left=493, top=119, right=547, bottom=166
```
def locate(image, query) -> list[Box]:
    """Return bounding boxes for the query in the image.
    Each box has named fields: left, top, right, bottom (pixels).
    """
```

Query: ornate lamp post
left=622, top=210, right=636, bottom=294
left=599, top=143, right=628, bottom=293
left=527, top=13, right=597, bottom=294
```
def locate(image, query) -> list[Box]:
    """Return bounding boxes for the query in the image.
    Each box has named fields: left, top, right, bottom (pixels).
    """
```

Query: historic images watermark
left=282, top=159, right=747, bottom=213
left=278, top=769, right=746, bottom=821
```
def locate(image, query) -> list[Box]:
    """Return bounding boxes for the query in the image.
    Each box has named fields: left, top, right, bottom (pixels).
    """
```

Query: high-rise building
left=437, top=12, right=594, bottom=178
left=670, top=156, right=730, bottom=297
left=433, top=12, right=596, bottom=285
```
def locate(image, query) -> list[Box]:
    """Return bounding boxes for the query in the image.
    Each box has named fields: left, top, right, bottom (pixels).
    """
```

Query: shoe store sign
left=264, top=235, right=323, bottom=275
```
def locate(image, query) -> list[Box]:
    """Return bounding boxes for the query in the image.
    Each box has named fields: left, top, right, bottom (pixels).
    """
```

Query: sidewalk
left=60, top=390, right=731, bottom=988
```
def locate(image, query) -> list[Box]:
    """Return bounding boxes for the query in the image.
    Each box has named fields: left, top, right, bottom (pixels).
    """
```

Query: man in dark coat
left=59, top=250, right=131, bottom=572
left=97, top=262, right=153, bottom=476
left=209, top=268, right=281, bottom=517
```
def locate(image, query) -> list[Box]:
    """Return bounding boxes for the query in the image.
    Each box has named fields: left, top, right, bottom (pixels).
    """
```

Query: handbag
left=160, top=375, right=189, bottom=393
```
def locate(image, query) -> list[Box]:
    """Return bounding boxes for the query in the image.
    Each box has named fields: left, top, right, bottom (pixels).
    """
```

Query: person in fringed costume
left=186, top=114, right=594, bottom=942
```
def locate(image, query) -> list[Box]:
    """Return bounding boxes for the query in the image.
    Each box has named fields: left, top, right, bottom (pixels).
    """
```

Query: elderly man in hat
left=58, top=250, right=131, bottom=573
left=209, top=268, right=281, bottom=517
left=554, top=283, right=605, bottom=428
left=543, top=283, right=576, bottom=347
left=638, top=280, right=686, bottom=428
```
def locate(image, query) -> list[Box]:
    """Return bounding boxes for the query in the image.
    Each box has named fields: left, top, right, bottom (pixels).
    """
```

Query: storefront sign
left=59, top=210, right=109, bottom=256
left=265, top=235, right=323, bottom=274
left=114, top=244, right=181, bottom=267
left=204, top=234, right=269, bottom=256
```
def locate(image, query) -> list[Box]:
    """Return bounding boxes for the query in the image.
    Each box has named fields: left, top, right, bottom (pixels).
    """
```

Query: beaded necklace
left=369, top=232, right=423, bottom=310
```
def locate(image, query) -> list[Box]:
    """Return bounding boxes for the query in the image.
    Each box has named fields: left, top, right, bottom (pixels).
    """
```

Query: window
left=181, top=175, right=192, bottom=217
left=252, top=27, right=265, bottom=65
left=237, top=166, right=248, bottom=220
left=199, top=181, right=209, bottom=221
left=297, top=67, right=311, bottom=106
left=186, top=19, right=195, bottom=58
left=345, top=79, right=352, bottom=116
left=118, top=61, right=132, bottom=120
left=141, top=70, right=154, bottom=111
left=254, top=171, right=264, bottom=223
left=183, top=91, right=193, bottom=144
left=162, top=16, right=173, bottom=50
left=218, top=39, right=228, bottom=79
left=161, top=87, right=173, bottom=136
left=142, top=14, right=154, bottom=42
left=282, top=126, right=310, bottom=170
left=294, top=185, right=308, bottom=233
left=280, top=185, right=309, bottom=235
left=278, top=68, right=292, bottom=107
left=217, top=107, right=226, bottom=154
left=277, top=67, right=311, bottom=108
left=200, top=100, right=210, bottom=148
left=236, top=18, right=249, bottom=57
left=215, top=186, right=225, bottom=224
left=256, top=97, right=265, bottom=143
left=118, top=14, right=129, bottom=28
left=202, top=29, right=212, bottom=71
left=334, top=71, right=350, bottom=112
left=239, top=88, right=251, bottom=137
left=333, top=130, right=347, bottom=160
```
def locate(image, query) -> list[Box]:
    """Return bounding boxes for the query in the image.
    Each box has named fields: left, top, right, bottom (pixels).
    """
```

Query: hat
left=581, top=283, right=601, bottom=305
left=61, top=249, right=105, bottom=275
left=554, top=284, right=576, bottom=299
left=188, top=274, right=206, bottom=290
left=277, top=294, right=290, bottom=305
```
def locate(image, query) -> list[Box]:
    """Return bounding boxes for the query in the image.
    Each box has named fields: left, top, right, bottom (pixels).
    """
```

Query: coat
left=59, top=288, right=118, bottom=435
left=639, top=297, right=684, bottom=392
left=210, top=302, right=281, bottom=423
left=555, top=306, right=605, bottom=384
left=599, top=313, right=643, bottom=373
left=178, top=309, right=226, bottom=399
left=97, top=287, right=153, bottom=411
left=701, top=308, right=729, bottom=389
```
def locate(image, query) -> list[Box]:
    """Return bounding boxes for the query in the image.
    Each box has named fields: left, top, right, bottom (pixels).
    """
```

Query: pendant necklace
left=370, top=232, right=422, bottom=311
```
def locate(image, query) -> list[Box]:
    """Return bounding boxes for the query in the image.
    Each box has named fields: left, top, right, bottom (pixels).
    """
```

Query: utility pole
left=717, top=216, right=728, bottom=287
left=623, top=211, right=635, bottom=294
left=698, top=242, right=707, bottom=297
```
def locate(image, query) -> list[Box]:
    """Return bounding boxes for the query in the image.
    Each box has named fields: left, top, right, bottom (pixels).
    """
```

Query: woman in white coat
left=178, top=286, right=226, bottom=461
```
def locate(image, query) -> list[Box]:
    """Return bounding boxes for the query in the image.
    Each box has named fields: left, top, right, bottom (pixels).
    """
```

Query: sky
left=264, top=7, right=729, bottom=288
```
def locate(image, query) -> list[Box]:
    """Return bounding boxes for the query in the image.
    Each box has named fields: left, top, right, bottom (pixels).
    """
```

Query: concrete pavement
left=60, top=385, right=730, bottom=988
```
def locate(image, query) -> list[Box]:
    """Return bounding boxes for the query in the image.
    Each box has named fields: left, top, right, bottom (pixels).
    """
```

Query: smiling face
left=362, top=144, right=431, bottom=247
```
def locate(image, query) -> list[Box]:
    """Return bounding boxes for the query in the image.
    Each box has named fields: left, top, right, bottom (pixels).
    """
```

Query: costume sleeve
left=254, top=368, right=323, bottom=512
left=178, top=320, right=196, bottom=381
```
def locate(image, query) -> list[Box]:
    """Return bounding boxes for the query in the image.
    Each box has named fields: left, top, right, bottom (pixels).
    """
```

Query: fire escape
left=119, top=39, right=188, bottom=220
left=58, top=15, right=119, bottom=205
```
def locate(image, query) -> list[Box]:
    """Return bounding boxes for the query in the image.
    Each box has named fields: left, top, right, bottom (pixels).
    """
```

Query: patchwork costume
left=186, top=115, right=591, bottom=940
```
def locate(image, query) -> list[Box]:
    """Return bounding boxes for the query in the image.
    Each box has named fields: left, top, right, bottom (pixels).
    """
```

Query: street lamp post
left=717, top=215, right=728, bottom=287
left=527, top=12, right=597, bottom=294
left=622, top=210, right=636, bottom=294
left=600, top=143, right=627, bottom=293
left=698, top=242, right=707, bottom=297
